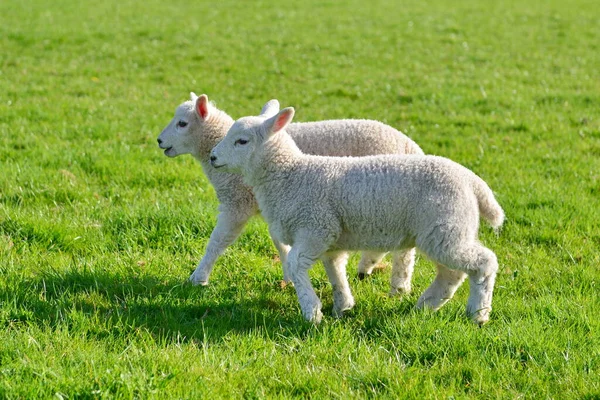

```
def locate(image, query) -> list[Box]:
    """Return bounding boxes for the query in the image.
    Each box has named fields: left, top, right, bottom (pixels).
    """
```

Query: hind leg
left=416, top=264, right=467, bottom=310
left=464, top=246, right=498, bottom=325
left=357, top=251, right=386, bottom=279
left=425, top=243, right=498, bottom=325
left=272, top=239, right=292, bottom=283
left=321, top=251, right=355, bottom=317
left=389, top=248, right=416, bottom=296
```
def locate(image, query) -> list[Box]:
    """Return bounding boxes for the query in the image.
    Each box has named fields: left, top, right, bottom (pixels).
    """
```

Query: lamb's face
left=157, top=101, right=199, bottom=158
left=210, top=117, right=265, bottom=174
left=210, top=107, right=295, bottom=174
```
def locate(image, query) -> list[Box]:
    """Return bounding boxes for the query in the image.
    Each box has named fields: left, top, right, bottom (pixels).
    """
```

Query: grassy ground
left=1, top=0, right=599, bottom=397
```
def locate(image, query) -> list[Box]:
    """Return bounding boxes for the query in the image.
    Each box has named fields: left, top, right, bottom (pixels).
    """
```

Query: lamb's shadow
left=6, top=268, right=319, bottom=343
left=5, top=267, right=420, bottom=345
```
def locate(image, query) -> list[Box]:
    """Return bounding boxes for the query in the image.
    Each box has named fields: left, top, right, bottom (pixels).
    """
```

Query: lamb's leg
left=416, top=264, right=466, bottom=310
left=422, top=243, right=498, bottom=325
left=271, top=239, right=292, bottom=282
left=188, top=209, right=252, bottom=286
left=464, top=246, right=498, bottom=325
left=286, top=237, right=330, bottom=323
left=389, top=248, right=416, bottom=296
left=357, top=251, right=386, bottom=279
left=320, top=251, right=354, bottom=317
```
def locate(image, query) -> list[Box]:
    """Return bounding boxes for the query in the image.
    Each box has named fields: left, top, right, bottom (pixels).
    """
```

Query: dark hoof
left=358, top=272, right=366, bottom=280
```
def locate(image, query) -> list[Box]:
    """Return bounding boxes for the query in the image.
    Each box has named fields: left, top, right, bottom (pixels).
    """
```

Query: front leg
left=188, top=208, right=252, bottom=286
left=286, top=233, right=332, bottom=323
left=287, top=247, right=322, bottom=322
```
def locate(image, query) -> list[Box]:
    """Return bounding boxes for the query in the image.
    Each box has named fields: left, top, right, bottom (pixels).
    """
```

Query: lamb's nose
left=157, top=138, right=163, bottom=145
left=210, top=155, right=217, bottom=163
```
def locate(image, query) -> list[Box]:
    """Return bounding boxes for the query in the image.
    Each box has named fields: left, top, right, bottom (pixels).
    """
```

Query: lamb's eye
left=177, top=120, right=188, bottom=128
left=235, top=138, right=249, bottom=145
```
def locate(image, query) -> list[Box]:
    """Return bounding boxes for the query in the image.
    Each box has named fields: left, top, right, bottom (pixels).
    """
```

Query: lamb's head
left=210, top=106, right=295, bottom=174
left=157, top=92, right=220, bottom=158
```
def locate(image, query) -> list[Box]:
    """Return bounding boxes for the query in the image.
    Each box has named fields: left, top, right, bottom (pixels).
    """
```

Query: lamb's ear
left=195, top=94, right=210, bottom=120
left=264, top=107, right=295, bottom=136
left=190, top=92, right=198, bottom=101
left=259, top=99, right=280, bottom=118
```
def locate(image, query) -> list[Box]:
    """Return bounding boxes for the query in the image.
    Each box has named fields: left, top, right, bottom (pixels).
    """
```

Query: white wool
left=211, top=106, right=504, bottom=325
left=158, top=93, right=423, bottom=286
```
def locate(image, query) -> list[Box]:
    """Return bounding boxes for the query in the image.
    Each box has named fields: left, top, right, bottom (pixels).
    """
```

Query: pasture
left=1, top=0, right=599, bottom=397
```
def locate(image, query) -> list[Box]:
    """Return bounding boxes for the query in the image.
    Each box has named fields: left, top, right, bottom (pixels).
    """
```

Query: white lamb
left=210, top=106, right=504, bottom=325
left=158, top=93, right=424, bottom=287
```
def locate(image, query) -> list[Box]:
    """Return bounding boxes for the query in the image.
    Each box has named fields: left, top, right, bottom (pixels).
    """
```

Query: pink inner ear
left=273, top=111, right=291, bottom=132
left=197, top=97, right=209, bottom=120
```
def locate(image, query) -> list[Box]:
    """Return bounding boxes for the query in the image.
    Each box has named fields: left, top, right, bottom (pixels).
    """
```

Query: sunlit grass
left=1, top=0, right=599, bottom=397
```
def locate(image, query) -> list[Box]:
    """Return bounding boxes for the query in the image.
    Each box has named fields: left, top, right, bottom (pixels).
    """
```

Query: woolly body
left=211, top=108, right=504, bottom=324
left=157, top=94, right=423, bottom=285
left=253, top=152, right=502, bottom=252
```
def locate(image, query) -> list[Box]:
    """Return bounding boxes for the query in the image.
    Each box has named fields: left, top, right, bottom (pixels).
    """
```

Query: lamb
left=209, top=106, right=504, bottom=325
left=157, top=93, right=424, bottom=287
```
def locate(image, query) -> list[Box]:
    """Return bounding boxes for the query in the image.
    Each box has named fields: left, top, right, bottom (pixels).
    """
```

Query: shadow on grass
left=3, top=268, right=300, bottom=342
left=2, top=267, right=422, bottom=345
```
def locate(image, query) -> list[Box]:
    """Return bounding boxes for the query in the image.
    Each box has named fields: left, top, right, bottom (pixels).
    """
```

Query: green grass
left=1, top=0, right=600, bottom=397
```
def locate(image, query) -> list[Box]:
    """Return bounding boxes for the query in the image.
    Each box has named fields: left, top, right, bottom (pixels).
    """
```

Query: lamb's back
left=287, top=120, right=423, bottom=157
left=322, top=155, right=477, bottom=247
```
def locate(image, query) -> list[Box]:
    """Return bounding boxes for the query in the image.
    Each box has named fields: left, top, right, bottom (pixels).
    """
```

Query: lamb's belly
left=331, top=231, right=414, bottom=252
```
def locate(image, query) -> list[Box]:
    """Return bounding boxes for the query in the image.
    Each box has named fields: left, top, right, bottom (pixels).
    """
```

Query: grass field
left=1, top=0, right=600, bottom=397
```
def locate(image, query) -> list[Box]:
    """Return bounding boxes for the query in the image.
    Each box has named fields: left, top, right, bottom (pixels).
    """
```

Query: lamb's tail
left=472, top=174, right=504, bottom=229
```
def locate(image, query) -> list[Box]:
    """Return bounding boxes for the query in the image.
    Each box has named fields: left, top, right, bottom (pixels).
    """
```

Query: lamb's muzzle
left=209, top=152, right=225, bottom=169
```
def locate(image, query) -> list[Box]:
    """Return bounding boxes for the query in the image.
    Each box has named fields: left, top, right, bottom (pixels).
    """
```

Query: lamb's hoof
left=468, top=308, right=490, bottom=326
left=189, top=275, right=209, bottom=286
left=310, top=310, right=323, bottom=324
left=416, top=294, right=449, bottom=312
left=415, top=295, right=428, bottom=310
left=303, top=308, right=323, bottom=324
left=333, top=307, right=353, bottom=318
left=332, top=300, right=355, bottom=318
left=358, top=272, right=366, bottom=280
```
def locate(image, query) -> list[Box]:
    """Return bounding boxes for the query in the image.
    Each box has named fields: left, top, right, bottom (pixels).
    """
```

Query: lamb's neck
left=194, top=111, right=235, bottom=162
left=245, top=144, right=304, bottom=190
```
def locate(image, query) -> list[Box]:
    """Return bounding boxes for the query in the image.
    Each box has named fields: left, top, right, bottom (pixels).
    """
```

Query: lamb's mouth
left=212, top=163, right=226, bottom=169
left=163, top=146, right=173, bottom=155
